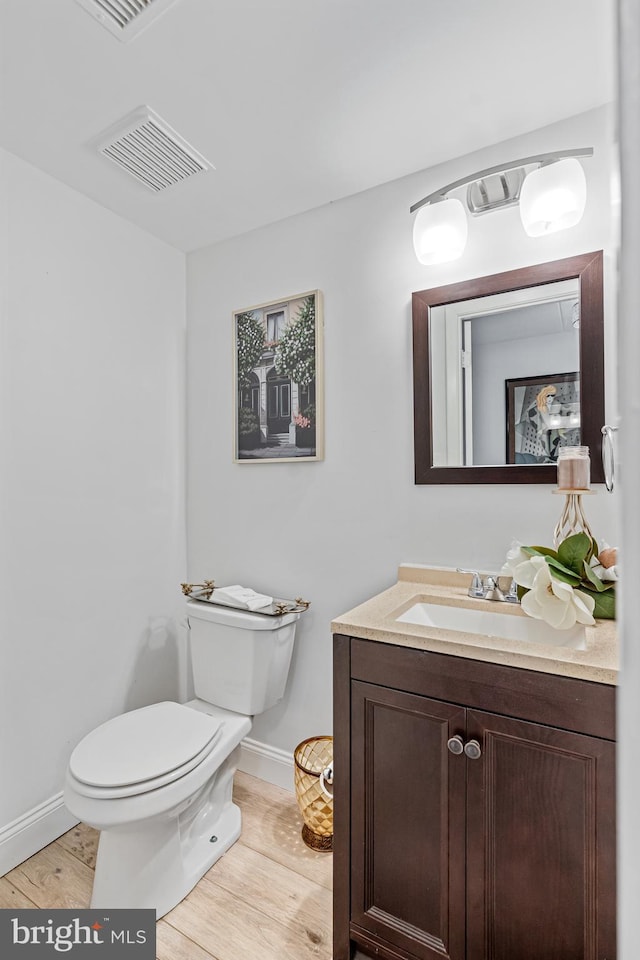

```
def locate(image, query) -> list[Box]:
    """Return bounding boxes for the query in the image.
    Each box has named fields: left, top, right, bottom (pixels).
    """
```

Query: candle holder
left=556, top=445, right=590, bottom=491
left=552, top=489, right=595, bottom=547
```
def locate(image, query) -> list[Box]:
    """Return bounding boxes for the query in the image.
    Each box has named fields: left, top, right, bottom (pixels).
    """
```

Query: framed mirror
left=412, top=251, right=604, bottom=483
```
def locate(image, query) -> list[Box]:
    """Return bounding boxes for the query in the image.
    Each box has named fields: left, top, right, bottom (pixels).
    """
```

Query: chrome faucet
left=457, top=569, right=519, bottom=603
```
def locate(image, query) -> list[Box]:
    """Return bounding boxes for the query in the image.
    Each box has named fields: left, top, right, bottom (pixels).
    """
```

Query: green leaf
left=522, top=545, right=558, bottom=560
left=557, top=533, right=592, bottom=574
left=274, top=295, right=316, bottom=386
left=582, top=561, right=615, bottom=593
left=545, top=556, right=582, bottom=585
left=587, top=589, right=616, bottom=620
left=546, top=567, right=581, bottom=586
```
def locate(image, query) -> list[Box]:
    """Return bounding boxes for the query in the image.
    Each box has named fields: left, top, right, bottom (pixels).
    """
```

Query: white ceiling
left=0, top=0, right=616, bottom=252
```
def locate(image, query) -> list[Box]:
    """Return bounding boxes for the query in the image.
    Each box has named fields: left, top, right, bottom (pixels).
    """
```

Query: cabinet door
left=350, top=680, right=467, bottom=960
left=465, top=710, right=616, bottom=960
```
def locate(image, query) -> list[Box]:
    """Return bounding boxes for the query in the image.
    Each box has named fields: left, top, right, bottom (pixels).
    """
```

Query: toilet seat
left=69, top=702, right=223, bottom=800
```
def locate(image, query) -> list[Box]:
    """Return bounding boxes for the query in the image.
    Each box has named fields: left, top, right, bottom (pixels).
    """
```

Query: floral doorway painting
left=233, top=290, right=324, bottom=462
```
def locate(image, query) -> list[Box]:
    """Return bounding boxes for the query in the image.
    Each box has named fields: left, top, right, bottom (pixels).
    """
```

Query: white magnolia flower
left=589, top=540, right=619, bottom=582
left=510, top=553, right=544, bottom=590
left=519, top=556, right=595, bottom=629
left=590, top=562, right=618, bottom=583
left=501, top=540, right=528, bottom=579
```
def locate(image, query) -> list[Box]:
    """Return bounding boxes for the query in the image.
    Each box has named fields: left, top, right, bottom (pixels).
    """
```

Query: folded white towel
left=213, top=585, right=273, bottom=611
left=245, top=594, right=274, bottom=611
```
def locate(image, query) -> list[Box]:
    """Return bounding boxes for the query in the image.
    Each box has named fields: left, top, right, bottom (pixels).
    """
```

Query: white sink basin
left=396, top=601, right=586, bottom=649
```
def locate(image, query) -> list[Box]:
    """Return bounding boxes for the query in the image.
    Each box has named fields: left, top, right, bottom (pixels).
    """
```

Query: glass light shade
left=519, top=158, right=587, bottom=237
left=412, top=197, right=468, bottom=265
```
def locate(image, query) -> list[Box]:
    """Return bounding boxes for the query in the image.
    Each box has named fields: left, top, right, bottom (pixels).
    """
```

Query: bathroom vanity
left=332, top=566, right=617, bottom=960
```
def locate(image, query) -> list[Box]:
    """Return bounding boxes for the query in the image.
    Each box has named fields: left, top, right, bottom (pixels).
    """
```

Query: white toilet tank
left=186, top=599, right=300, bottom=715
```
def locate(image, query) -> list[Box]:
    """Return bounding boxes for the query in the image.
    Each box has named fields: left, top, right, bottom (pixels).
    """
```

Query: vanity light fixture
left=411, top=196, right=468, bottom=265
left=519, top=157, right=587, bottom=237
left=411, top=148, right=593, bottom=265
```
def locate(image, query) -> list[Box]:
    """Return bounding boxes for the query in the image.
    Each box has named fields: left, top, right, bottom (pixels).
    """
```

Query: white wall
left=616, top=1, right=640, bottom=955
left=0, top=149, right=187, bottom=871
left=186, top=105, right=619, bottom=761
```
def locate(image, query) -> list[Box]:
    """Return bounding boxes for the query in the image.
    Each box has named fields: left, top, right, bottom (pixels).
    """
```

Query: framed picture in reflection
left=506, top=371, right=580, bottom=465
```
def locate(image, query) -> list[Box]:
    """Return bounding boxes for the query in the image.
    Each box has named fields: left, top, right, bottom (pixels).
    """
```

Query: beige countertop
left=331, top=564, right=618, bottom=686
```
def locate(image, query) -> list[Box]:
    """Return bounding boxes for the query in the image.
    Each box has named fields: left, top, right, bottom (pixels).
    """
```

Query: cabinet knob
left=464, top=739, right=482, bottom=760
left=447, top=735, right=464, bottom=755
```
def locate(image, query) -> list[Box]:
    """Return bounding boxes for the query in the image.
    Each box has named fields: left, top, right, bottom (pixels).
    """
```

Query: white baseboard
left=0, top=793, right=78, bottom=877
left=0, top=741, right=295, bottom=877
left=238, top=737, right=295, bottom=793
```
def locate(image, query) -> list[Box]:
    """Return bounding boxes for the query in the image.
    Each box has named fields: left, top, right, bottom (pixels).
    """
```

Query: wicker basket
left=293, top=735, right=334, bottom=851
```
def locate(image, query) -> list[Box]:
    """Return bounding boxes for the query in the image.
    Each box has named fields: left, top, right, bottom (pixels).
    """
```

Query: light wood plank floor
left=0, top=772, right=333, bottom=960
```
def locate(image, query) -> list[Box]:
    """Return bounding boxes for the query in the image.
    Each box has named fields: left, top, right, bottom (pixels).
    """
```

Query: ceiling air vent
left=75, top=0, right=181, bottom=42
left=94, top=107, right=213, bottom=193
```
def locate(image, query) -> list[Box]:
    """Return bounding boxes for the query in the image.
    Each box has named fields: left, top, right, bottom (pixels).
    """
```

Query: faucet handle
left=469, top=572, right=485, bottom=598
left=505, top=578, right=520, bottom=603
left=457, top=568, right=485, bottom=598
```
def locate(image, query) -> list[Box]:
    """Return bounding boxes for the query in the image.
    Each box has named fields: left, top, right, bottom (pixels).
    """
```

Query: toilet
left=63, top=599, right=299, bottom=918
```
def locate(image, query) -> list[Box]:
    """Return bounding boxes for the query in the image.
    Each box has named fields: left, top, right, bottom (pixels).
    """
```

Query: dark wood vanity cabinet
left=333, top=635, right=616, bottom=960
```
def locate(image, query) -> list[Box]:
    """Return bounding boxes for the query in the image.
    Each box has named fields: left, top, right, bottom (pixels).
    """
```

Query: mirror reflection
left=431, top=279, right=580, bottom=467
left=412, top=251, right=604, bottom=485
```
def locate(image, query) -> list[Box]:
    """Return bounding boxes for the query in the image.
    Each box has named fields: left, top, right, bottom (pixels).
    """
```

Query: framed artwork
left=506, top=371, right=580, bottom=465
left=233, top=290, right=324, bottom=463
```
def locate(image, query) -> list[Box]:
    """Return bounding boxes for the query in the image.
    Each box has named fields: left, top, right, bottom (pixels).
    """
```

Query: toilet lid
left=69, top=702, right=222, bottom=789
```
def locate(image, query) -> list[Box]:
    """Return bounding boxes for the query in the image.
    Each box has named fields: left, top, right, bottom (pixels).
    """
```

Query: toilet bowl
left=64, top=600, right=299, bottom=917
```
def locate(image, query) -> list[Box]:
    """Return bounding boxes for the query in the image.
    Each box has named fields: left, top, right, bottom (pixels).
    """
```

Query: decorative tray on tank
left=180, top=580, right=311, bottom=617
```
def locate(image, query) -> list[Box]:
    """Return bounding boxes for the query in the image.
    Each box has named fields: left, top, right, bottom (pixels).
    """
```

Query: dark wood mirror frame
left=412, top=250, right=605, bottom=484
